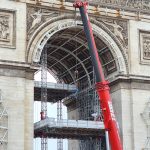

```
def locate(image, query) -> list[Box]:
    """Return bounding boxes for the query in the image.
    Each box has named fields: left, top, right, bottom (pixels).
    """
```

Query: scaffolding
left=76, top=87, right=105, bottom=149
left=59, top=64, right=107, bottom=149
left=0, top=90, right=8, bottom=150
left=57, top=100, right=63, bottom=150
left=69, top=66, right=106, bottom=150
left=40, top=46, right=48, bottom=150
left=79, top=138, right=105, bottom=150
left=33, top=33, right=108, bottom=150
left=34, top=117, right=104, bottom=139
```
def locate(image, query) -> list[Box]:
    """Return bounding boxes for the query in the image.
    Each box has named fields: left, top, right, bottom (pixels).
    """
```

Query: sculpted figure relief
left=0, top=16, right=10, bottom=41
left=29, top=9, right=54, bottom=33
left=103, top=21, right=124, bottom=41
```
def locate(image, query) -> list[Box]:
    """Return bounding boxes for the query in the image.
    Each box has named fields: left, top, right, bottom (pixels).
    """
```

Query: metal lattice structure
left=79, top=138, right=105, bottom=150
left=0, top=90, right=8, bottom=150
left=75, top=80, right=106, bottom=150
left=41, top=47, right=48, bottom=150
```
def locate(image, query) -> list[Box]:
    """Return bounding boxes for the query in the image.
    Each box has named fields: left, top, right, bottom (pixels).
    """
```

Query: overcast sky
left=34, top=71, right=68, bottom=150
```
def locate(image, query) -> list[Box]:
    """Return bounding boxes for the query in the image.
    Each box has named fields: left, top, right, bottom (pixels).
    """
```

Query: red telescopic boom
left=73, top=1, right=123, bottom=150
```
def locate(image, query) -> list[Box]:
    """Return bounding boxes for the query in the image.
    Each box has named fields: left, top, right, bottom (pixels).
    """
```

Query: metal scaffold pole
left=57, top=100, right=63, bottom=150
left=41, top=46, right=48, bottom=150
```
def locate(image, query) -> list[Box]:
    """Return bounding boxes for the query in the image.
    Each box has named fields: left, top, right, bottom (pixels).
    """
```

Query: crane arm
left=73, top=1, right=123, bottom=150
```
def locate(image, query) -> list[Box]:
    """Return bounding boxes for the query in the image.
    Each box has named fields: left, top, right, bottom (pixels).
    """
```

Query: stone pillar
left=110, top=77, right=150, bottom=150
left=0, top=64, right=35, bottom=150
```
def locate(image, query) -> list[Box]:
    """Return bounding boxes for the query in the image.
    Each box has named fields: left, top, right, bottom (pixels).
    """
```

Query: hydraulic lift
left=73, top=1, right=123, bottom=150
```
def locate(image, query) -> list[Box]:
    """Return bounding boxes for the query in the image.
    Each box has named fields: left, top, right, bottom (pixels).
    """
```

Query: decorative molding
left=140, top=31, right=150, bottom=64
left=83, top=0, right=150, bottom=11
left=66, top=0, right=150, bottom=12
left=0, top=9, right=15, bottom=48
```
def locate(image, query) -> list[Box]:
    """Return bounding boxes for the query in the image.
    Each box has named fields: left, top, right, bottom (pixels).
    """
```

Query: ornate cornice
left=67, top=0, right=150, bottom=13
left=13, top=0, right=150, bottom=15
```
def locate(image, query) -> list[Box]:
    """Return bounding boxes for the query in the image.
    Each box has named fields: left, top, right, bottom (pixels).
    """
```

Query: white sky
left=34, top=71, right=68, bottom=150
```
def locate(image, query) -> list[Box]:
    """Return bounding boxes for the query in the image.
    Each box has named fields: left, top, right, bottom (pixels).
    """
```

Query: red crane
left=73, top=1, right=123, bottom=150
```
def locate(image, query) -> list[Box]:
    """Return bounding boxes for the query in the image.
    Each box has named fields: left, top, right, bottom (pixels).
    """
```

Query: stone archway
left=28, top=15, right=129, bottom=149
left=27, top=15, right=128, bottom=76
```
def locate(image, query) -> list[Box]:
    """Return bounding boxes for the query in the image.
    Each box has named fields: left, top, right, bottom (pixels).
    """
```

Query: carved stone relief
left=140, top=31, right=150, bottom=64
left=87, top=0, right=150, bottom=11
left=27, top=5, right=59, bottom=40
left=27, top=5, right=128, bottom=47
left=0, top=10, right=15, bottom=48
left=95, top=17, right=128, bottom=50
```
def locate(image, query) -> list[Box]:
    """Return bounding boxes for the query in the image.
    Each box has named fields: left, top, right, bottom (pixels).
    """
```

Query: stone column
left=0, top=63, right=35, bottom=150
left=110, top=76, right=150, bottom=150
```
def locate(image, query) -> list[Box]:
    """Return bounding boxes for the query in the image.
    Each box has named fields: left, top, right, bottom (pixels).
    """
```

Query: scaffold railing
left=34, top=81, right=77, bottom=91
left=34, top=117, right=104, bottom=130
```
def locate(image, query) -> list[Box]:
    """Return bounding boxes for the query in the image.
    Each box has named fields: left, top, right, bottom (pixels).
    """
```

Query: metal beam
left=48, top=42, right=87, bottom=69
left=48, top=45, right=91, bottom=86
left=47, top=56, right=76, bottom=83
left=47, top=29, right=83, bottom=57
left=47, top=34, right=102, bottom=67
left=58, top=46, right=108, bottom=79
left=70, top=70, right=93, bottom=85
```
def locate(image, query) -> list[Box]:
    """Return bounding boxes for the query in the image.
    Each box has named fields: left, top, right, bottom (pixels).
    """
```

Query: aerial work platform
left=34, top=118, right=105, bottom=139
left=34, top=81, right=77, bottom=103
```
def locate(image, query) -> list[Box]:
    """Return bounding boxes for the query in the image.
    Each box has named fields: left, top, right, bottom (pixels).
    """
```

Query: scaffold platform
left=34, top=118, right=105, bottom=139
left=34, top=81, right=77, bottom=103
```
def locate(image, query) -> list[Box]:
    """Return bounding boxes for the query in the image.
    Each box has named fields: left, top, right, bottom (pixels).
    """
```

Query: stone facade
left=0, top=0, right=150, bottom=150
